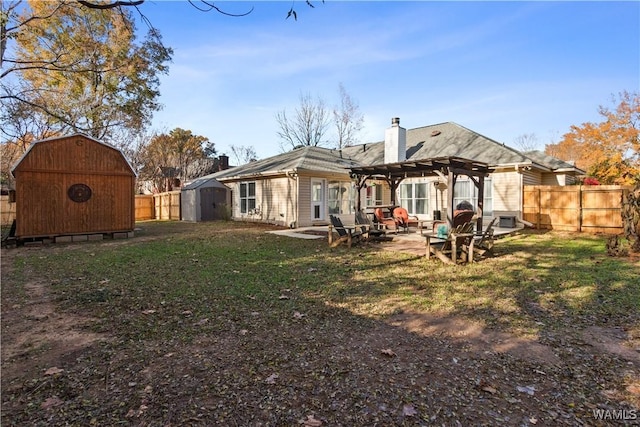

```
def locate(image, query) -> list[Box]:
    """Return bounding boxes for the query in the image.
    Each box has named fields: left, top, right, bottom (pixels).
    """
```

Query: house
left=10, top=134, right=136, bottom=238
left=211, top=119, right=584, bottom=228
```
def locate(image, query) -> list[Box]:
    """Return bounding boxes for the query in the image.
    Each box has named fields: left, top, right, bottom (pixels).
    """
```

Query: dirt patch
left=1, top=251, right=107, bottom=389
left=581, top=326, right=640, bottom=366
left=388, top=310, right=561, bottom=365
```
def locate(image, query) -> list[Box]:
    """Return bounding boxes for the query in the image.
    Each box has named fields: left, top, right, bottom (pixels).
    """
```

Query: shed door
left=200, top=187, right=227, bottom=221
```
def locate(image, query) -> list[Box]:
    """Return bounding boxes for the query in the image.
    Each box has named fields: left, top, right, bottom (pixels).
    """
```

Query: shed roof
left=11, top=133, right=137, bottom=176
left=181, top=174, right=229, bottom=191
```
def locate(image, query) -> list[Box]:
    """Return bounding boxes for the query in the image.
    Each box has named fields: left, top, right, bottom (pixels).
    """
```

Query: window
left=328, top=181, right=356, bottom=214
left=239, top=182, right=256, bottom=214
left=365, top=183, right=383, bottom=206
left=399, top=182, right=429, bottom=215
left=453, top=178, right=492, bottom=216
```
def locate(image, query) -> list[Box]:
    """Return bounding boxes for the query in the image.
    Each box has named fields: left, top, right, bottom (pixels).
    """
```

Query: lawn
left=1, top=221, right=639, bottom=426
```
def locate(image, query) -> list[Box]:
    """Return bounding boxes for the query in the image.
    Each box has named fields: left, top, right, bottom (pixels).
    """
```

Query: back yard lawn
left=1, top=221, right=639, bottom=426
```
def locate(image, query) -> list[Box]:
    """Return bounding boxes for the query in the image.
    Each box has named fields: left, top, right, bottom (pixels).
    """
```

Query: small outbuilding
left=181, top=174, right=230, bottom=222
left=11, top=134, right=136, bottom=239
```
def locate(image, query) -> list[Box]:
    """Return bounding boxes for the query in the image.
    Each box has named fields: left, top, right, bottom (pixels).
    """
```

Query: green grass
left=7, top=221, right=639, bottom=341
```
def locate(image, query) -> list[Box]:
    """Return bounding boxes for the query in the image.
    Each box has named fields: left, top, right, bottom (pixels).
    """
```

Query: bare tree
left=276, top=92, right=330, bottom=151
left=513, top=133, right=539, bottom=152
left=333, top=83, right=364, bottom=149
left=230, top=145, right=258, bottom=165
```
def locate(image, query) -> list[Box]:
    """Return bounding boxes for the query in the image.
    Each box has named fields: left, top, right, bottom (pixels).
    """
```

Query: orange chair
left=374, top=208, right=400, bottom=233
left=392, top=207, right=419, bottom=233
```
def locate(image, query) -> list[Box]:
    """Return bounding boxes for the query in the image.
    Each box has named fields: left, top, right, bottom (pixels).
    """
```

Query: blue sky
left=137, top=1, right=639, bottom=161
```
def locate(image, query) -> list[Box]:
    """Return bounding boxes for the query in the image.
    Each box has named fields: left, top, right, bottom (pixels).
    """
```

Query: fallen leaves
left=402, top=404, right=417, bottom=417
left=517, top=385, right=537, bottom=395
left=265, top=373, right=279, bottom=384
left=380, top=348, right=396, bottom=357
left=301, top=414, right=322, bottom=426
left=43, top=367, right=64, bottom=376
left=41, top=396, right=63, bottom=410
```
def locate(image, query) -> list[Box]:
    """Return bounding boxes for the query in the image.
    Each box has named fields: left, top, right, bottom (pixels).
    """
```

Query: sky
left=135, top=1, right=640, bottom=162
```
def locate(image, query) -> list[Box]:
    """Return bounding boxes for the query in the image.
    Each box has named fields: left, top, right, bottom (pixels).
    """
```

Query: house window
left=239, top=181, right=256, bottom=214
left=328, top=181, right=356, bottom=215
left=399, top=182, right=429, bottom=215
left=365, top=183, right=383, bottom=206
left=453, top=178, right=492, bottom=216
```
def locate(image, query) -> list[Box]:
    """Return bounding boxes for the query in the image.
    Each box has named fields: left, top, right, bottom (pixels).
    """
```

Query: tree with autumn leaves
left=545, top=91, right=639, bottom=185
left=134, top=128, right=217, bottom=193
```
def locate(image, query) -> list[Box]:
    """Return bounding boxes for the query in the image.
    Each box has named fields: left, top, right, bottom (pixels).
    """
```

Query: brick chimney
left=384, top=117, right=406, bottom=164
left=218, top=154, right=229, bottom=171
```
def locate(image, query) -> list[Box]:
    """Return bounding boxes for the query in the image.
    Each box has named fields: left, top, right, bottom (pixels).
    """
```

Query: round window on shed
left=68, top=183, right=92, bottom=203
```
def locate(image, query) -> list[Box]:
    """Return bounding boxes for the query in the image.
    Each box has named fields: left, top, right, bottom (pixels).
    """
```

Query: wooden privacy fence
left=523, top=185, right=631, bottom=234
left=135, top=191, right=181, bottom=221
left=1, top=195, right=16, bottom=226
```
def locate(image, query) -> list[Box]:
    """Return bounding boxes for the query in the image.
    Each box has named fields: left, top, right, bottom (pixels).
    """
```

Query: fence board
left=523, top=185, right=630, bottom=234
left=1, top=195, right=16, bottom=226
left=153, top=191, right=181, bottom=220
left=135, top=195, right=154, bottom=221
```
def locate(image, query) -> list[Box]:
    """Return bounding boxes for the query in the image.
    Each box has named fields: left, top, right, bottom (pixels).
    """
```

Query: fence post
left=536, top=187, right=541, bottom=230
left=579, top=185, right=583, bottom=232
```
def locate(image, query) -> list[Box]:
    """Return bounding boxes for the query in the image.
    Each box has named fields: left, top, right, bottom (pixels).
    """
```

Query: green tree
left=1, top=0, right=172, bottom=144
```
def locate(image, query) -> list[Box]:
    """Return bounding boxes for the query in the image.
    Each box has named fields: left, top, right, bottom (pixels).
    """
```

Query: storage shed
left=11, top=134, right=136, bottom=239
left=181, top=174, right=230, bottom=221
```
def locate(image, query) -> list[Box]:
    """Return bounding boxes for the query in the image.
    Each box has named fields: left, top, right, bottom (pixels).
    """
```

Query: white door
left=311, top=180, right=325, bottom=221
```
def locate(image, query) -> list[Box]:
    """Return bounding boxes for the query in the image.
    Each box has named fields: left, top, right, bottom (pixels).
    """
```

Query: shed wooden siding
left=12, top=135, right=135, bottom=238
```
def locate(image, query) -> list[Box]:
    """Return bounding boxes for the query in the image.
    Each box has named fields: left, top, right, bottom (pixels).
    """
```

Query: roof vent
left=431, top=130, right=441, bottom=137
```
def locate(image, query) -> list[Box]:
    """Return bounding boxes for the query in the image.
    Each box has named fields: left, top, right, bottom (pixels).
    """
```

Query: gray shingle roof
left=522, top=150, right=584, bottom=172
left=212, top=122, right=582, bottom=180
left=344, top=122, right=531, bottom=166
left=213, top=146, right=361, bottom=180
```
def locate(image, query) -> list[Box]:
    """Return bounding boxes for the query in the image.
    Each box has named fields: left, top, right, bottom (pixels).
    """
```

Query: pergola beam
left=350, top=156, right=492, bottom=232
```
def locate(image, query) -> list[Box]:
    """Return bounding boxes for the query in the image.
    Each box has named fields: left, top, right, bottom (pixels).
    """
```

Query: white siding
left=491, top=170, right=522, bottom=216
left=225, top=175, right=296, bottom=226
left=298, top=175, right=311, bottom=227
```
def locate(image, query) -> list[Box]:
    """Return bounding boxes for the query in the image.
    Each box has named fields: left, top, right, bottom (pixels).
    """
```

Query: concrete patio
left=268, top=221, right=525, bottom=257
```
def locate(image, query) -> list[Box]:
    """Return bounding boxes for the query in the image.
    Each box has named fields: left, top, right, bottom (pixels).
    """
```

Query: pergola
left=349, top=156, right=493, bottom=232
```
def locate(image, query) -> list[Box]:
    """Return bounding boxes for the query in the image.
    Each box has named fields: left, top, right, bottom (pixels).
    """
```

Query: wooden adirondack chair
left=432, top=209, right=476, bottom=232
left=328, top=215, right=369, bottom=248
left=469, top=217, right=498, bottom=259
left=426, top=221, right=475, bottom=264
left=355, top=210, right=386, bottom=239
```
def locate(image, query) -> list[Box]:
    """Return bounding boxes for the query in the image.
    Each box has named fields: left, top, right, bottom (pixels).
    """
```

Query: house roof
left=212, top=122, right=582, bottom=181
left=522, top=150, right=585, bottom=173
left=344, top=122, right=536, bottom=167
left=213, top=146, right=361, bottom=180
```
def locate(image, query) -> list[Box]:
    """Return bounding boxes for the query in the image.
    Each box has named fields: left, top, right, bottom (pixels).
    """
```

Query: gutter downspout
left=286, top=170, right=298, bottom=228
